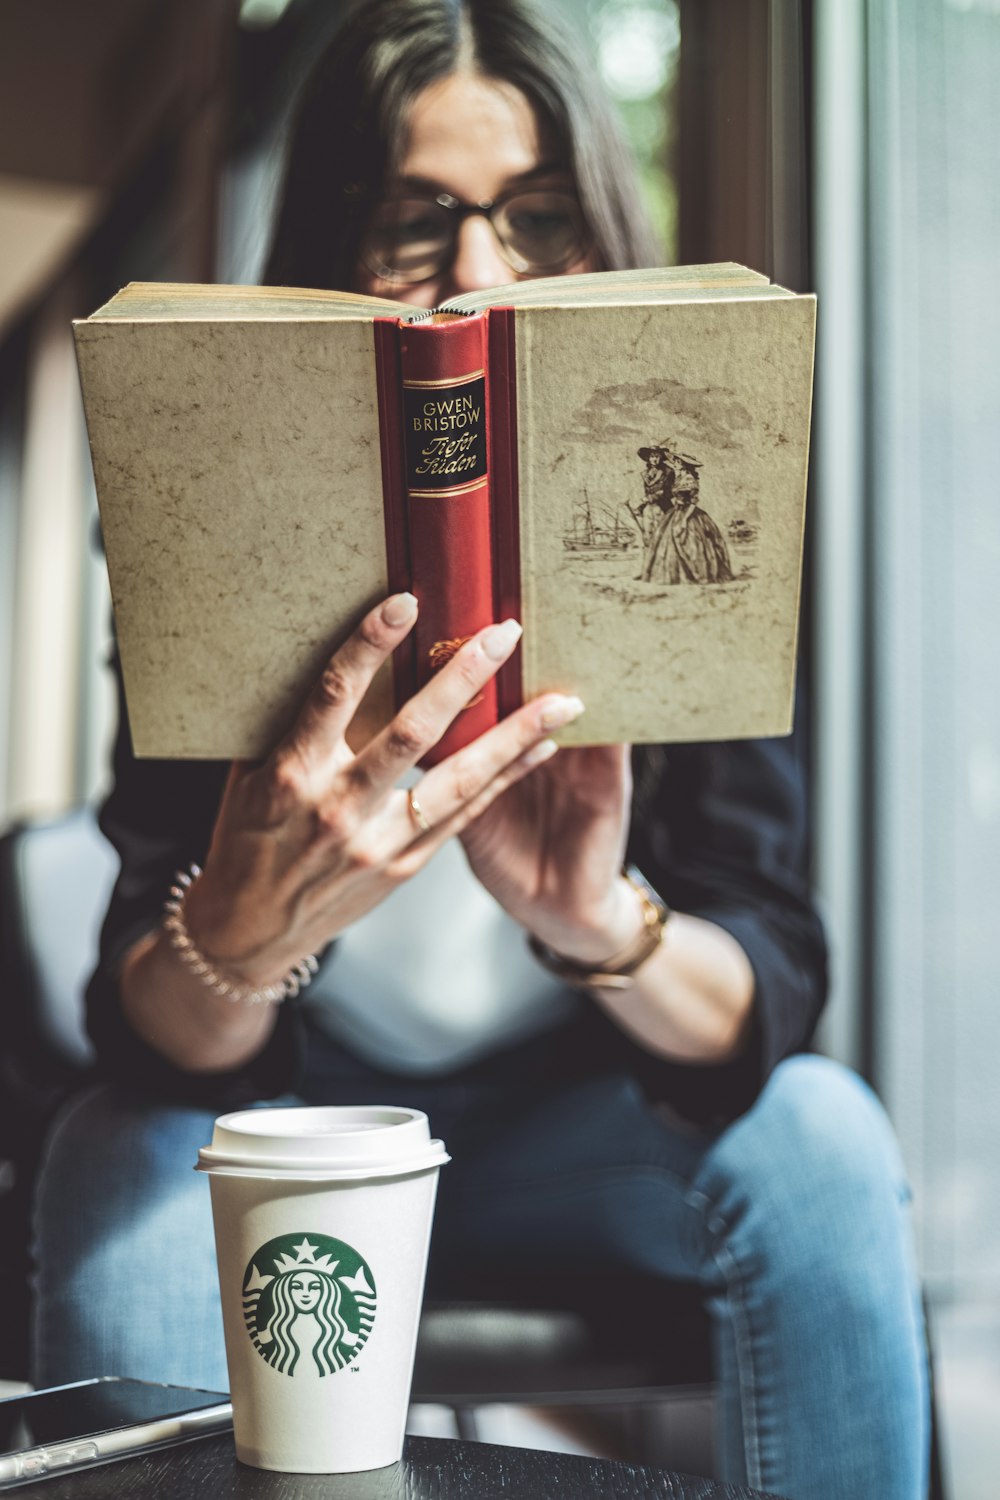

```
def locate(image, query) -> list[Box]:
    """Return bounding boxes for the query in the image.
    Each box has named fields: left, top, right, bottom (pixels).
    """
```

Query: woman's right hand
left=178, top=591, right=569, bottom=993
left=121, top=590, right=574, bottom=1072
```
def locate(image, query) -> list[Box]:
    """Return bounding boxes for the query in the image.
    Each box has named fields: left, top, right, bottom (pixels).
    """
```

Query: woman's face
left=289, top=1271, right=322, bottom=1312
left=673, top=466, right=698, bottom=499
left=353, top=71, right=598, bottom=308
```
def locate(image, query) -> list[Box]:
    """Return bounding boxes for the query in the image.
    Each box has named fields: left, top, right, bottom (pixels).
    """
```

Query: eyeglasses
left=358, top=185, right=591, bottom=285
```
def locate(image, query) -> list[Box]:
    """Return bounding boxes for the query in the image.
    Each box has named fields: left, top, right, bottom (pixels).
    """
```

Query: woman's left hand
left=459, top=733, right=643, bottom=962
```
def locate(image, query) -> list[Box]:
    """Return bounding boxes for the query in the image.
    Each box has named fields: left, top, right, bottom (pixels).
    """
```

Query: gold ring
left=407, top=787, right=431, bottom=833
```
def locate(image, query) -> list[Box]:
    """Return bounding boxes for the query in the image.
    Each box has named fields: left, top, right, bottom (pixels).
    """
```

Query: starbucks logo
left=242, top=1233, right=377, bottom=1377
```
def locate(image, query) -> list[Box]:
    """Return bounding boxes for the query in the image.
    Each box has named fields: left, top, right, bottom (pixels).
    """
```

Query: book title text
left=402, top=375, right=488, bottom=491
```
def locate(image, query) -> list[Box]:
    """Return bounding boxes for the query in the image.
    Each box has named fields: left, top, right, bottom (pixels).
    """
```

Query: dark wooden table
left=12, top=1433, right=789, bottom=1499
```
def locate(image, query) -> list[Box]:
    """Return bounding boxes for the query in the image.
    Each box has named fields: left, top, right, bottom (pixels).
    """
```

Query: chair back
left=0, top=807, right=118, bottom=1075
left=0, top=807, right=118, bottom=1379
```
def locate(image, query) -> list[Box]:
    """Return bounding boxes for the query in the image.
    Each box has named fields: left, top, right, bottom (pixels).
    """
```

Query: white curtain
left=815, top=0, right=1000, bottom=1294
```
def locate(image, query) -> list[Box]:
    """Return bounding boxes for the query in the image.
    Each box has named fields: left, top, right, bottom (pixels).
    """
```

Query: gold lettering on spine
left=402, top=372, right=487, bottom=494
left=414, top=431, right=479, bottom=476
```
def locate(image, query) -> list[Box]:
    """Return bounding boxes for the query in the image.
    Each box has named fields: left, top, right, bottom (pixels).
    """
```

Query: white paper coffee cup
left=196, top=1105, right=449, bottom=1473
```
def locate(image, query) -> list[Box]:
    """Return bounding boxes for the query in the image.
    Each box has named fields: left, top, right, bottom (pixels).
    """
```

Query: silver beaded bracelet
left=163, top=864, right=319, bottom=1005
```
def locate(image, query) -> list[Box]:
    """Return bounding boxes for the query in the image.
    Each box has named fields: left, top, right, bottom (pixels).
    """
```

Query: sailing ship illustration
left=562, top=488, right=634, bottom=554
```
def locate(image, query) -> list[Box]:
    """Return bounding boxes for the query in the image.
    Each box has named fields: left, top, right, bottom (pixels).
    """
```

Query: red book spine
left=373, top=310, right=523, bottom=767
left=487, top=307, right=523, bottom=725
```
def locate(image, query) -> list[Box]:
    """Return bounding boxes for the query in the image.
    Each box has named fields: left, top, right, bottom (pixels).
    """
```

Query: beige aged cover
left=515, top=295, right=816, bottom=744
left=74, top=271, right=815, bottom=758
left=75, top=316, right=393, bottom=757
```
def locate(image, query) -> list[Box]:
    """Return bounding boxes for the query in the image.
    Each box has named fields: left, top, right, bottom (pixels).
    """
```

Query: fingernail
left=481, top=618, right=523, bottom=661
left=524, top=737, right=559, bottom=768
left=540, top=695, right=585, bottom=730
left=382, top=592, right=418, bottom=627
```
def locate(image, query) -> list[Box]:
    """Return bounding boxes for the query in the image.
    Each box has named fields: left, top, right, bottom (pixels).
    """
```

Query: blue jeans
left=31, top=1051, right=927, bottom=1500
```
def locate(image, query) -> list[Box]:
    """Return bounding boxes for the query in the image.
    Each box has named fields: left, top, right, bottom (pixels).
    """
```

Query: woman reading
left=33, top=4, right=928, bottom=1497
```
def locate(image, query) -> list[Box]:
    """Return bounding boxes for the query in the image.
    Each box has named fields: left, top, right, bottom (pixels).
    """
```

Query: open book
left=74, top=263, right=816, bottom=761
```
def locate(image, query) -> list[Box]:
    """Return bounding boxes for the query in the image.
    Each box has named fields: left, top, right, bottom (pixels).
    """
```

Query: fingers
left=389, top=689, right=585, bottom=850
left=389, top=729, right=575, bottom=888
left=389, top=736, right=562, bottom=880
left=352, top=618, right=524, bottom=796
left=279, top=593, right=418, bottom=775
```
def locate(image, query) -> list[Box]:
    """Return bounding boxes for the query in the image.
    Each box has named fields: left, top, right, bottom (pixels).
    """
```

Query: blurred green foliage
left=555, top=0, right=679, bottom=261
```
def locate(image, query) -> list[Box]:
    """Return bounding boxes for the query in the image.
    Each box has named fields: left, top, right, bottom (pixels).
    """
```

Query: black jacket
left=86, top=655, right=827, bottom=1126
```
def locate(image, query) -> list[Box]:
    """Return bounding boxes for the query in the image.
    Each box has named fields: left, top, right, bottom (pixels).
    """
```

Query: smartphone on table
left=0, top=1378, right=231, bottom=1488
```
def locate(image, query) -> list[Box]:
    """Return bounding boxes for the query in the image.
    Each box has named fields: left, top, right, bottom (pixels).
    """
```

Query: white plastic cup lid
left=196, top=1105, right=449, bottom=1181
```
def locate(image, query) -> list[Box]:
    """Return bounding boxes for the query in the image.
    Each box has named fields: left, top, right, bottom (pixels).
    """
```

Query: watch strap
left=527, top=865, right=671, bottom=993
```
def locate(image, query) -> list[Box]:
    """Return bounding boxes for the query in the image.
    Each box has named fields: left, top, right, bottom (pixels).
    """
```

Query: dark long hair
left=263, top=0, right=661, bottom=290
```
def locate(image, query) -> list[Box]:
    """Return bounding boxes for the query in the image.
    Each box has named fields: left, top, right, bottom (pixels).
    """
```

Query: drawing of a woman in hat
left=637, top=443, right=734, bottom=585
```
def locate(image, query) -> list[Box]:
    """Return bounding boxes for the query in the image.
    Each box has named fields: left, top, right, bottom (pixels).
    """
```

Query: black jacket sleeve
left=625, top=691, right=828, bottom=1123
left=85, top=653, right=303, bottom=1105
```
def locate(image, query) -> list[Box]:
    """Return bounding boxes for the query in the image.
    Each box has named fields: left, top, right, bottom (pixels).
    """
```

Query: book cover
left=73, top=265, right=816, bottom=759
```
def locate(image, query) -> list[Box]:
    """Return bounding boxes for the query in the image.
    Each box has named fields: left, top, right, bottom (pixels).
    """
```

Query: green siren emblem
left=242, top=1233, right=377, bottom=1376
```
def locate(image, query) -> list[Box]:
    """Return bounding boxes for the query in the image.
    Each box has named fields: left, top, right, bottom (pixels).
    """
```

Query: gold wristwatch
left=527, top=865, right=671, bottom=993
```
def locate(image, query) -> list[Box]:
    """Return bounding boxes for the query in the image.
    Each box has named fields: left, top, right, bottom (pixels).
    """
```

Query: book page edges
left=78, top=267, right=789, bottom=323
left=445, top=262, right=777, bottom=314
left=81, top=281, right=413, bottom=321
